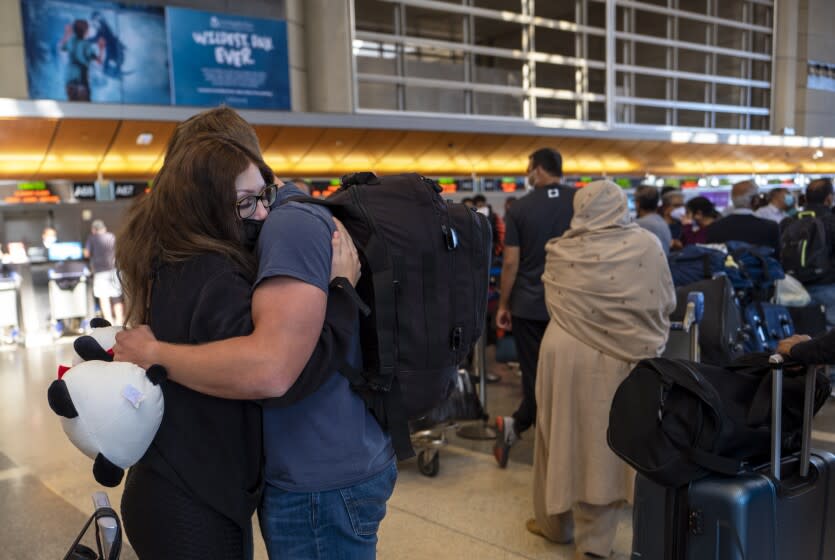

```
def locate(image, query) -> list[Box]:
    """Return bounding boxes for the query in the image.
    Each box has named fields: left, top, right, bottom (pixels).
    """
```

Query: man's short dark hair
left=529, top=148, right=562, bottom=177
left=472, top=194, right=487, bottom=205
left=660, top=186, right=678, bottom=198
left=806, top=178, right=834, bottom=205
left=634, top=185, right=660, bottom=212
left=461, top=197, right=473, bottom=205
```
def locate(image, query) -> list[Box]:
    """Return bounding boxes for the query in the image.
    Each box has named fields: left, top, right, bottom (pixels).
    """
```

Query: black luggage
left=295, top=172, right=492, bottom=459
left=630, top=357, right=835, bottom=560
left=672, top=276, right=746, bottom=366
left=789, top=303, right=829, bottom=338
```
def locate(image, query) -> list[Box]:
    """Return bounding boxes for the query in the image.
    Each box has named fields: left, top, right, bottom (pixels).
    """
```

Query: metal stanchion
left=457, top=333, right=498, bottom=440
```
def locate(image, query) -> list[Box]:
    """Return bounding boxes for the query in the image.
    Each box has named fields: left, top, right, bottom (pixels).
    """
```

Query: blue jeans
left=806, top=283, right=835, bottom=330
left=258, top=462, right=397, bottom=560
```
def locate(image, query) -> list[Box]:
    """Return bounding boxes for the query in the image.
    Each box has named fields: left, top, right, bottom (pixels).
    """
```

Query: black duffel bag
left=607, top=353, right=830, bottom=488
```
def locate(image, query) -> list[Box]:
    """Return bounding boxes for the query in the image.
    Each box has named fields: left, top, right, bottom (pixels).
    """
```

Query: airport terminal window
left=353, top=0, right=774, bottom=132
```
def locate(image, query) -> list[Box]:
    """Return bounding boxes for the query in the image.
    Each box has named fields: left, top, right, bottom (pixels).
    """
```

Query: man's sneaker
left=493, top=416, right=519, bottom=468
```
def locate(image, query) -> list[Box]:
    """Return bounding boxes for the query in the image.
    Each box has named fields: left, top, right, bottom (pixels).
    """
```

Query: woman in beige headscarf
left=528, top=180, right=675, bottom=559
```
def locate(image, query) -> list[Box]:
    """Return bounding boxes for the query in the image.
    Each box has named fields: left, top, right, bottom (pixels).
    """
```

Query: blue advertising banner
left=166, top=7, right=290, bottom=110
left=20, top=0, right=170, bottom=104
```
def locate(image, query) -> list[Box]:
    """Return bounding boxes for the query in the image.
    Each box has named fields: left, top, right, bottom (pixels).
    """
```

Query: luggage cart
left=409, top=369, right=482, bottom=478
left=48, top=261, right=91, bottom=337
left=0, top=270, right=22, bottom=344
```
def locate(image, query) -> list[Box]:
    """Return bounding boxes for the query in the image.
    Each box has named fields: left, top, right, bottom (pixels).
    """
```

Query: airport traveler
left=114, top=117, right=394, bottom=558
left=111, top=110, right=363, bottom=559
left=792, top=178, right=835, bottom=329
left=778, top=330, right=835, bottom=364
left=755, top=187, right=794, bottom=224
left=84, top=219, right=123, bottom=326
left=660, top=189, right=686, bottom=244
left=705, top=180, right=780, bottom=253
left=529, top=180, right=675, bottom=559
left=473, top=194, right=505, bottom=257
left=494, top=147, right=575, bottom=468
left=634, top=185, right=672, bottom=255
left=680, top=196, right=720, bottom=246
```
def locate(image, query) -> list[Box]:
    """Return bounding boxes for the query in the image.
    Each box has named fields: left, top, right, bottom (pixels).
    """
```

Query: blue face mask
left=784, top=194, right=795, bottom=208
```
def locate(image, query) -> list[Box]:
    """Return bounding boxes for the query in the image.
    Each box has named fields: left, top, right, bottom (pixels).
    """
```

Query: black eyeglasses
left=236, top=184, right=277, bottom=219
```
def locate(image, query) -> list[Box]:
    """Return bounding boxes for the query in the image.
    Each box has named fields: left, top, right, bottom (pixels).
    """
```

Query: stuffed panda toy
left=47, top=318, right=166, bottom=487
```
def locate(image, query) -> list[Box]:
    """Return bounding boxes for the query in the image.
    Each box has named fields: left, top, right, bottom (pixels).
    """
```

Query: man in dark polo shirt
left=494, top=148, right=575, bottom=468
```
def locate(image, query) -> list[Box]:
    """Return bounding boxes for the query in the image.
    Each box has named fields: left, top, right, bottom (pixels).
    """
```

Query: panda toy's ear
left=90, top=318, right=112, bottom=329
left=74, top=336, right=113, bottom=362
left=47, top=380, right=79, bottom=419
left=93, top=453, right=124, bottom=487
left=146, top=365, right=168, bottom=385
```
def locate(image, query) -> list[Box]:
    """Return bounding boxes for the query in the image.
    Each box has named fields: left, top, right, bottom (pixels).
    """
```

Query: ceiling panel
left=295, top=128, right=369, bottom=175
left=262, top=126, right=325, bottom=172
left=39, top=119, right=120, bottom=177
left=99, top=121, right=177, bottom=176
left=0, top=118, right=58, bottom=178
left=253, top=125, right=281, bottom=155
left=0, top=116, right=833, bottom=180
left=375, top=131, right=440, bottom=172
left=417, top=132, right=476, bottom=174
left=341, top=129, right=407, bottom=172
left=455, top=133, right=510, bottom=172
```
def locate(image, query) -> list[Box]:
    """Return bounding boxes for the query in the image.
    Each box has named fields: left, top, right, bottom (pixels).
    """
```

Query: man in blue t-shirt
left=253, top=186, right=395, bottom=558
left=114, top=183, right=396, bottom=558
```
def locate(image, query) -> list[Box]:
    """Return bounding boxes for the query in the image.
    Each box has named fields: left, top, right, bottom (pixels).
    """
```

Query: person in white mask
left=660, top=190, right=686, bottom=249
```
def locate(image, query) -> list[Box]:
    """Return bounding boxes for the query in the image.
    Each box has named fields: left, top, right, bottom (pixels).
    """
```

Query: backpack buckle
left=442, top=225, right=459, bottom=251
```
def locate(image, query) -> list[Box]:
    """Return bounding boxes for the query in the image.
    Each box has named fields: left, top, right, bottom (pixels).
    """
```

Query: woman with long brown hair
left=115, top=130, right=360, bottom=559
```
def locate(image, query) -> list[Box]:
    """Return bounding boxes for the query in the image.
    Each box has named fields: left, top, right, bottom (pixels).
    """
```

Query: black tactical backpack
left=780, top=210, right=832, bottom=284
left=298, top=172, right=492, bottom=458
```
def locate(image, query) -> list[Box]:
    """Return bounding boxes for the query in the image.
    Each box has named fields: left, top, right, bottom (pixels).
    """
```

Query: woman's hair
left=685, top=196, right=719, bottom=219
left=116, top=133, right=272, bottom=326
left=167, top=106, right=262, bottom=158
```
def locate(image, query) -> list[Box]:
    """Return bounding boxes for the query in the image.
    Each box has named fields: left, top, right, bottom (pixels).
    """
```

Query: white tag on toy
left=121, top=385, right=145, bottom=409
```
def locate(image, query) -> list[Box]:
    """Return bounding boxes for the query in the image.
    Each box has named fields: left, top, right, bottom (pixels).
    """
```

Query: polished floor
left=4, top=339, right=835, bottom=559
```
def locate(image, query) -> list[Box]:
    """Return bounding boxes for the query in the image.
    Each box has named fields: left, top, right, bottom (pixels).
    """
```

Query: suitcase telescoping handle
left=768, top=354, right=817, bottom=480
left=669, top=291, right=704, bottom=362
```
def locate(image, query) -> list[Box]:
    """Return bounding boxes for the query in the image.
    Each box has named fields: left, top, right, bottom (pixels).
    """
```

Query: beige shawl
left=542, top=180, right=675, bottom=362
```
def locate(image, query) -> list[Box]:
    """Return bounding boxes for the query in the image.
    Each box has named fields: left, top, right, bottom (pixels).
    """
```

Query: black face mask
left=239, top=219, right=264, bottom=253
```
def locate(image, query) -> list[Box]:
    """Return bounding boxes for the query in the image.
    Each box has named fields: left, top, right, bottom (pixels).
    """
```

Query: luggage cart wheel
left=417, top=450, right=440, bottom=477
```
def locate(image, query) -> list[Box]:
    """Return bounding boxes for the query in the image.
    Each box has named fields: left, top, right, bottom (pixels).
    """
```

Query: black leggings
left=121, top=465, right=251, bottom=560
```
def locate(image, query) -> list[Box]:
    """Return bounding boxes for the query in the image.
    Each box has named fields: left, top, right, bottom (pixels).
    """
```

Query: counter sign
left=114, top=182, right=145, bottom=198
left=73, top=182, right=96, bottom=200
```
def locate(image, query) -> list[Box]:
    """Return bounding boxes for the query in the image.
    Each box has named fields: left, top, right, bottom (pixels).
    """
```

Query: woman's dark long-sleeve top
left=139, top=254, right=359, bottom=529
left=790, top=329, right=835, bottom=366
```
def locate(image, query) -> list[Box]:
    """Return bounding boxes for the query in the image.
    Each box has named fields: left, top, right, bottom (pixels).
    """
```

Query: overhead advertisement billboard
left=20, top=0, right=170, bottom=104
left=166, top=7, right=290, bottom=110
